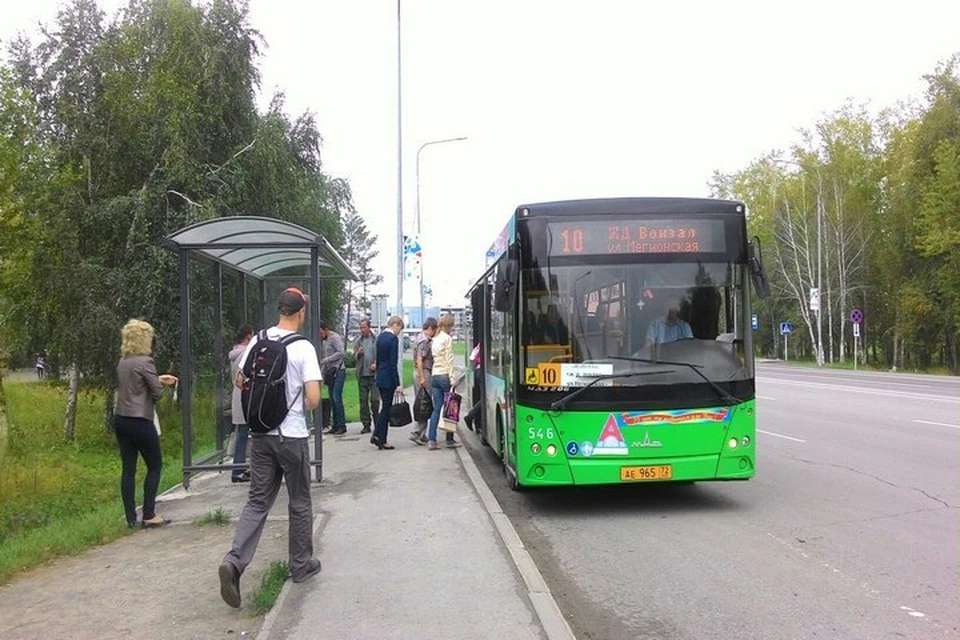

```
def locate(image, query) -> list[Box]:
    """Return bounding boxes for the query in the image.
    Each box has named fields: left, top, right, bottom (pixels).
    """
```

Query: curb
left=455, top=444, right=577, bottom=640
left=256, top=512, right=329, bottom=640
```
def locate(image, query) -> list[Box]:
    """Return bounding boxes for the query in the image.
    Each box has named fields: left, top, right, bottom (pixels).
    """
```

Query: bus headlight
left=741, top=436, right=751, bottom=447
left=531, top=443, right=541, bottom=454
left=546, top=444, right=557, bottom=456
left=728, top=438, right=739, bottom=449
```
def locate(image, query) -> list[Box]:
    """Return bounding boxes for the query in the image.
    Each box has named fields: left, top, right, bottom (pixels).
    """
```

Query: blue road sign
left=850, top=307, right=864, bottom=324
left=780, top=322, right=793, bottom=336
left=751, top=313, right=759, bottom=331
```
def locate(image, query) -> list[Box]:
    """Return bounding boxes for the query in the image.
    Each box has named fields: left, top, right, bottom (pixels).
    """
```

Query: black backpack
left=241, top=330, right=309, bottom=434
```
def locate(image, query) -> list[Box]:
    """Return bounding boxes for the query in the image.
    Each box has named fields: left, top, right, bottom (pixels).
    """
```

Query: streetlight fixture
left=415, top=136, right=467, bottom=323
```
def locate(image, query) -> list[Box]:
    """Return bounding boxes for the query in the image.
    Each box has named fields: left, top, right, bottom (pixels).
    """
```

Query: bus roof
left=513, top=197, right=745, bottom=217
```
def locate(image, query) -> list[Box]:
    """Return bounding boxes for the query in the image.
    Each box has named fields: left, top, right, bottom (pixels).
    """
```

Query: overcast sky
left=4, top=0, right=960, bottom=311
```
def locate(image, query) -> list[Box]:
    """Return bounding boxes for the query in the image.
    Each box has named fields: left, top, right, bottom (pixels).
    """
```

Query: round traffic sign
left=850, top=307, right=864, bottom=324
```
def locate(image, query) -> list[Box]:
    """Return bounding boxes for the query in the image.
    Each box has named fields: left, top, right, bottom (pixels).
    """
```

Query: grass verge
left=194, top=507, right=232, bottom=526
left=251, top=560, right=289, bottom=615
left=0, top=380, right=200, bottom=585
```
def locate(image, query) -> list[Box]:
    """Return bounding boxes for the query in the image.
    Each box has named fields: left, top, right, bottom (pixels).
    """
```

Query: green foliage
left=715, top=54, right=960, bottom=373
left=0, top=0, right=373, bottom=420
left=251, top=560, right=289, bottom=615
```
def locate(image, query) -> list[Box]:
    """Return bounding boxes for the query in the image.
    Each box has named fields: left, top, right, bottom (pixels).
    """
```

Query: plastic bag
left=413, top=386, right=433, bottom=423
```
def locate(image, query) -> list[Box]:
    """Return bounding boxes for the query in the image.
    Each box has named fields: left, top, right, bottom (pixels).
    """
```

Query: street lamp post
left=415, top=136, right=467, bottom=323
left=395, top=0, right=403, bottom=327
left=395, top=0, right=403, bottom=382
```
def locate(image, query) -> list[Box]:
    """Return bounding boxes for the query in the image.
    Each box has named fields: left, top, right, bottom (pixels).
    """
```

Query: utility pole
left=395, top=0, right=403, bottom=381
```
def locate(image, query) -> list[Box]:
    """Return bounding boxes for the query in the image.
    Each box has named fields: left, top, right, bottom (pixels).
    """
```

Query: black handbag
left=388, top=390, right=413, bottom=427
left=413, top=386, right=433, bottom=423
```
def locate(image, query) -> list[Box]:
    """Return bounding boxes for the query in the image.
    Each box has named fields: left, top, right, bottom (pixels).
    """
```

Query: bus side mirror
left=748, top=237, right=771, bottom=299
left=493, top=258, right=518, bottom=312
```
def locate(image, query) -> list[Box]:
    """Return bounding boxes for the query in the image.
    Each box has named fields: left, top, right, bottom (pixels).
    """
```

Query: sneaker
left=331, top=426, right=347, bottom=435
left=445, top=440, right=462, bottom=448
left=292, top=558, right=322, bottom=583
left=218, top=562, right=241, bottom=608
left=360, top=425, right=371, bottom=434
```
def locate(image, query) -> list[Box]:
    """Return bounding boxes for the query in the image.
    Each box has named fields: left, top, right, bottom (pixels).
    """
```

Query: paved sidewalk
left=0, top=417, right=561, bottom=640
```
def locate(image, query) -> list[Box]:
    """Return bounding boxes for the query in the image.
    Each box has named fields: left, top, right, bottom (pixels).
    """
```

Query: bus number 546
left=529, top=427, right=555, bottom=440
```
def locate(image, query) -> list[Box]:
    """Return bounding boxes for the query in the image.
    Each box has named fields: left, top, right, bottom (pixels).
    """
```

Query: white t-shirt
left=241, top=327, right=322, bottom=438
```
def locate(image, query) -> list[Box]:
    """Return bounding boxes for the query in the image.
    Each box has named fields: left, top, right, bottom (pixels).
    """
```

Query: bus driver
left=645, top=296, right=693, bottom=347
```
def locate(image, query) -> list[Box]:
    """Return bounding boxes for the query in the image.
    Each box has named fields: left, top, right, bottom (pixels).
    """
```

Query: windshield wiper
left=549, top=370, right=673, bottom=412
left=606, top=355, right=744, bottom=405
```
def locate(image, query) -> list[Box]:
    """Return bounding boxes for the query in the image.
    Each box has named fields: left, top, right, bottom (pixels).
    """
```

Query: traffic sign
left=850, top=307, right=864, bottom=324
left=779, top=322, right=793, bottom=336
left=853, top=323, right=861, bottom=338
left=751, top=313, right=759, bottom=331
left=809, top=288, right=821, bottom=312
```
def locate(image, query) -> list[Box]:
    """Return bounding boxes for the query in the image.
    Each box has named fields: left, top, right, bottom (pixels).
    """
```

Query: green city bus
left=464, top=198, right=770, bottom=490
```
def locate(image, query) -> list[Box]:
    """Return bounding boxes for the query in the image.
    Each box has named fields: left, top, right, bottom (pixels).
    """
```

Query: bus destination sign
left=548, top=219, right=726, bottom=256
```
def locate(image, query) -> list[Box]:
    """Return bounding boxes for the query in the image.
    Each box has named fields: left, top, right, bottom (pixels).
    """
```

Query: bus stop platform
left=0, top=420, right=572, bottom=640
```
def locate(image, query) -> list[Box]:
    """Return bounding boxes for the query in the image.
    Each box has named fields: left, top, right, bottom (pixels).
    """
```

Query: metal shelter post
left=260, top=279, right=269, bottom=329
left=239, top=273, right=247, bottom=325
left=310, top=246, right=323, bottom=482
left=213, top=262, right=225, bottom=450
left=179, top=250, right=193, bottom=489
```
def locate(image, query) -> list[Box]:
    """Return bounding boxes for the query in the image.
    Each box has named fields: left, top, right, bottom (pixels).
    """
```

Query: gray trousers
left=357, top=375, right=379, bottom=427
left=223, top=435, right=314, bottom=579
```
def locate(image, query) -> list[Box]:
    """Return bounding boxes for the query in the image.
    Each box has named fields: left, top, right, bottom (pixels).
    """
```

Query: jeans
left=357, top=375, right=379, bottom=427
left=223, top=435, right=315, bottom=580
left=427, top=374, right=455, bottom=444
left=232, top=423, right=249, bottom=478
left=374, top=386, right=395, bottom=444
left=326, top=368, right=346, bottom=428
left=114, top=415, right=163, bottom=525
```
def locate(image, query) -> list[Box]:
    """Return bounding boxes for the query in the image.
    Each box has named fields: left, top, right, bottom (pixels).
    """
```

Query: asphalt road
left=465, top=363, right=959, bottom=640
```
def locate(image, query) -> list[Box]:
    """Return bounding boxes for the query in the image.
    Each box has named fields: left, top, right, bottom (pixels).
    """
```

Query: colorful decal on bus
left=617, top=408, right=732, bottom=425
left=568, top=407, right=734, bottom=457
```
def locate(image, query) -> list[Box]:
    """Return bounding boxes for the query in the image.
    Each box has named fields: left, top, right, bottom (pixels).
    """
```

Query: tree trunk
left=105, top=384, right=116, bottom=433
left=0, top=371, right=8, bottom=459
left=63, top=363, right=80, bottom=442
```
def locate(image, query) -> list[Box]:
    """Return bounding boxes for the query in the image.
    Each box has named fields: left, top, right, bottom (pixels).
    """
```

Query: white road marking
left=757, top=429, right=806, bottom=443
left=899, top=606, right=926, bottom=618
left=762, top=378, right=959, bottom=404
left=912, top=419, right=960, bottom=430
left=756, top=395, right=777, bottom=401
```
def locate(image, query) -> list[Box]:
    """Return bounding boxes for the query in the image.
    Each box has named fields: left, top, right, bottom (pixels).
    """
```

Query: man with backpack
left=219, top=287, right=323, bottom=609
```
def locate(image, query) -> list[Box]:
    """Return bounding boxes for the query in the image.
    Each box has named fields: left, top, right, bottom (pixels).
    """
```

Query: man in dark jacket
left=372, top=315, right=403, bottom=450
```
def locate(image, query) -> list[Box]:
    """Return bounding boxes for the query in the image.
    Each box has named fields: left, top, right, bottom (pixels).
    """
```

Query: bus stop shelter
left=163, top=216, right=358, bottom=488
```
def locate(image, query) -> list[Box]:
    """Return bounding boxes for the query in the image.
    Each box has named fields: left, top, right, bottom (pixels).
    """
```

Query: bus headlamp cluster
left=728, top=436, right=752, bottom=449
left=531, top=443, right=558, bottom=456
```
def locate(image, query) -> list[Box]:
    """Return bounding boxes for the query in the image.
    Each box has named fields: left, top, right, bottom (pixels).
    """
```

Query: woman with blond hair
left=115, top=319, right=178, bottom=528
left=427, top=314, right=461, bottom=450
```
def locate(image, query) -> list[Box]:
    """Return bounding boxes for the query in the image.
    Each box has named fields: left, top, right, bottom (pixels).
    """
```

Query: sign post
left=851, top=307, right=864, bottom=371
left=779, top=322, right=792, bottom=361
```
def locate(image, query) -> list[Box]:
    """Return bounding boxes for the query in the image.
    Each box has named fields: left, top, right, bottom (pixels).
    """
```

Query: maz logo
left=630, top=432, right=662, bottom=448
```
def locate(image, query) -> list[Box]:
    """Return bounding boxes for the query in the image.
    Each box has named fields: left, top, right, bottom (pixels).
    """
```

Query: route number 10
left=560, top=228, right=584, bottom=254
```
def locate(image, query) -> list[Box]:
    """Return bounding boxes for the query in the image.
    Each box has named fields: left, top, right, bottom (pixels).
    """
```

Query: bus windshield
left=519, top=261, right=751, bottom=389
